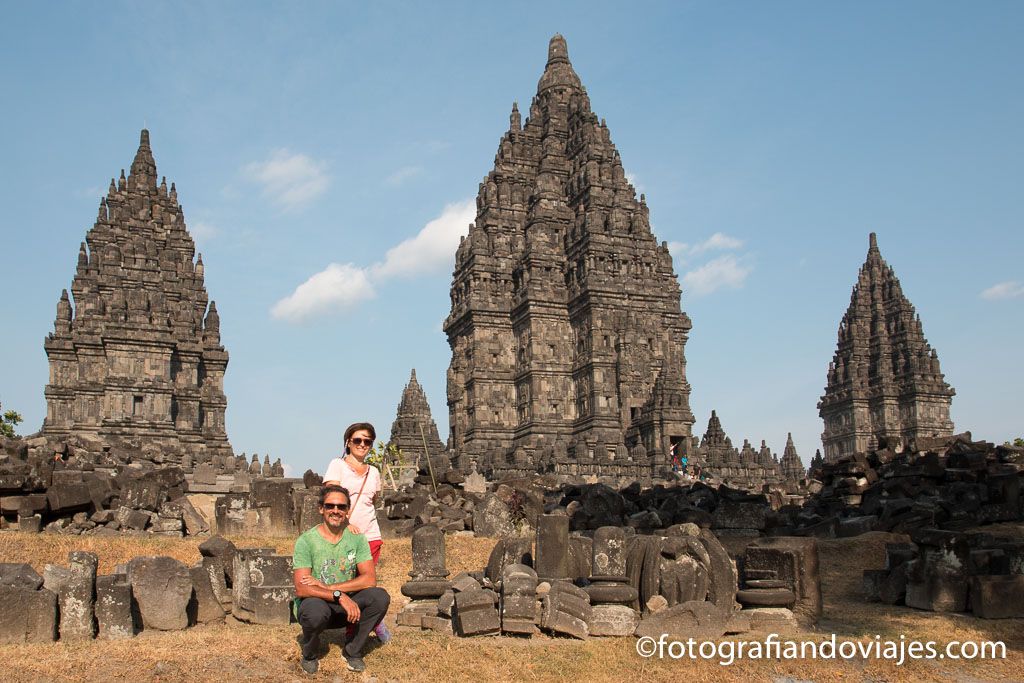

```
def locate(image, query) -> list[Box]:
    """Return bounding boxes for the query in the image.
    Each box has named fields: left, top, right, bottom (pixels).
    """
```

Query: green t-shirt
left=292, top=525, right=372, bottom=618
left=293, top=524, right=373, bottom=585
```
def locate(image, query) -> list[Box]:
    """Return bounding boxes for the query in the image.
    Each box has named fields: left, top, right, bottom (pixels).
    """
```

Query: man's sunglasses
left=322, top=503, right=349, bottom=511
left=349, top=438, right=373, bottom=447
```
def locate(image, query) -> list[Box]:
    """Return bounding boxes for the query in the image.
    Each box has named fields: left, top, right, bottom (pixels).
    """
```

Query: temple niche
left=443, top=35, right=695, bottom=483
left=42, top=130, right=232, bottom=461
left=818, top=233, right=955, bottom=461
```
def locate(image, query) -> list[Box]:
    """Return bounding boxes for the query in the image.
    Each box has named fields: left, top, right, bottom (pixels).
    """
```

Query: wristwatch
left=332, top=590, right=342, bottom=604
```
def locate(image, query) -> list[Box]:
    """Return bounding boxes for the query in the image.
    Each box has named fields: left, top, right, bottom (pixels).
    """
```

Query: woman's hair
left=319, top=484, right=350, bottom=506
left=343, top=422, right=376, bottom=453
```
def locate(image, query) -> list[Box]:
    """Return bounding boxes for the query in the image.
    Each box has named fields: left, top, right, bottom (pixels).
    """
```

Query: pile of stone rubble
left=396, top=516, right=821, bottom=639
left=862, top=528, right=1024, bottom=619
left=0, top=535, right=292, bottom=644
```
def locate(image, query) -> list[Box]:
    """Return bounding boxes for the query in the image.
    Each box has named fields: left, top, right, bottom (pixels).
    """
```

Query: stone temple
left=389, top=369, right=446, bottom=463
left=42, top=130, right=232, bottom=458
left=818, top=233, right=954, bottom=461
left=443, top=35, right=694, bottom=481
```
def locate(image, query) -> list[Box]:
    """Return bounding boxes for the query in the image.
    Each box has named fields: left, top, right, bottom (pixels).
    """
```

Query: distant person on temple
left=323, top=422, right=390, bottom=643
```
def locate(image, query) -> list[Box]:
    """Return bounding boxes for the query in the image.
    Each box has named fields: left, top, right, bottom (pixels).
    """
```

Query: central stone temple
left=42, top=130, right=232, bottom=459
left=444, top=35, right=695, bottom=481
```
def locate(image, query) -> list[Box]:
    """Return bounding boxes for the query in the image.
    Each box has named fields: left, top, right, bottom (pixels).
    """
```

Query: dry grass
left=1, top=529, right=1022, bottom=682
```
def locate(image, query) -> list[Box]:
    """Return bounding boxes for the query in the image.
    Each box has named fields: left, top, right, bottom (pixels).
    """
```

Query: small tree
left=0, top=402, right=23, bottom=438
left=365, top=441, right=404, bottom=470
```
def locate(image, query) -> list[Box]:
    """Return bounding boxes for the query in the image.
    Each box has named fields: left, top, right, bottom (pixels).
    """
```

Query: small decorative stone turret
left=818, top=233, right=955, bottom=461
left=779, top=433, right=804, bottom=482
left=42, top=129, right=232, bottom=459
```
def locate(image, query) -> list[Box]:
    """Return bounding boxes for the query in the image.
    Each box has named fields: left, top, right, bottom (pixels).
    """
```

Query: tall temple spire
left=818, top=233, right=954, bottom=461
left=444, top=35, right=693, bottom=478
left=129, top=128, right=157, bottom=191
left=43, top=130, right=232, bottom=458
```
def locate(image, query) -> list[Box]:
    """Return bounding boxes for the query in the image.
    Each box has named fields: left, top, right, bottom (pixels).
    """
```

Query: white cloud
left=980, top=281, right=1024, bottom=301
left=271, top=263, right=376, bottom=322
left=689, top=232, right=744, bottom=255
left=372, top=200, right=476, bottom=279
left=243, top=149, right=328, bottom=209
left=683, top=254, right=752, bottom=297
left=668, top=232, right=744, bottom=265
left=190, top=221, right=218, bottom=241
left=385, top=165, right=424, bottom=187
left=272, top=199, right=475, bottom=323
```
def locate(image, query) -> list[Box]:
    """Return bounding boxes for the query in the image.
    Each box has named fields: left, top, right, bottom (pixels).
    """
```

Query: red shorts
left=369, top=539, right=383, bottom=565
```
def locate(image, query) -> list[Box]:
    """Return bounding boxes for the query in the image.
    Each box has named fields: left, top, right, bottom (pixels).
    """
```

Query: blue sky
left=1, top=2, right=1021, bottom=476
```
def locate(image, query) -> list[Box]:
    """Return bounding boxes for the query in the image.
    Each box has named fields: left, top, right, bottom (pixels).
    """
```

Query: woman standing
left=323, top=422, right=390, bottom=642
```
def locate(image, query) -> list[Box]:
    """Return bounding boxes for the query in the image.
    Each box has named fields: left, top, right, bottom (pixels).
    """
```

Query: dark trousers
left=297, top=588, right=390, bottom=658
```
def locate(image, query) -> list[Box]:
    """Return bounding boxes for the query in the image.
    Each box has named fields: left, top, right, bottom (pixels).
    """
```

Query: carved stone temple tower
left=389, top=369, right=446, bottom=463
left=444, top=35, right=695, bottom=478
left=42, top=130, right=232, bottom=459
left=818, top=233, right=954, bottom=461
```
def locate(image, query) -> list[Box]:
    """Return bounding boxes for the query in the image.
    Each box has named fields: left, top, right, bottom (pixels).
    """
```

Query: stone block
left=128, top=556, right=192, bottom=630
left=0, top=586, right=57, bottom=643
left=589, top=604, right=639, bottom=636
left=188, top=565, right=226, bottom=624
left=43, top=551, right=98, bottom=641
left=396, top=599, right=438, bottom=628
left=743, top=537, right=821, bottom=626
left=46, top=482, right=92, bottom=513
left=96, top=574, right=134, bottom=639
left=18, top=514, right=42, bottom=533
left=0, top=563, right=43, bottom=589
left=454, top=588, right=500, bottom=636
left=905, top=573, right=968, bottom=612
left=198, top=535, right=237, bottom=585
left=635, top=600, right=730, bottom=639
left=252, top=586, right=293, bottom=625
left=970, top=576, right=1024, bottom=619
left=744, top=607, right=799, bottom=634
left=421, top=615, right=454, bottom=634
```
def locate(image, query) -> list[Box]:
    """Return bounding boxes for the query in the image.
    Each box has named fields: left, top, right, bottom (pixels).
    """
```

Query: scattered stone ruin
left=42, top=129, right=232, bottom=459
left=396, top=518, right=822, bottom=639
left=0, top=433, right=298, bottom=537
left=863, top=528, right=1024, bottom=619
left=818, top=233, right=955, bottom=462
left=443, top=35, right=694, bottom=480
left=0, top=536, right=293, bottom=644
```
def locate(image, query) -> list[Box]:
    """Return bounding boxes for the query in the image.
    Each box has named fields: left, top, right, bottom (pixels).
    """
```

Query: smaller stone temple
left=41, top=130, right=232, bottom=459
left=818, top=233, right=955, bottom=461
left=689, top=411, right=801, bottom=488
left=388, top=369, right=446, bottom=462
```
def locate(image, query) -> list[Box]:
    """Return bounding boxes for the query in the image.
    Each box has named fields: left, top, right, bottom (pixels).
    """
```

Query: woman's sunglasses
left=322, top=503, right=349, bottom=511
left=349, top=438, right=373, bottom=448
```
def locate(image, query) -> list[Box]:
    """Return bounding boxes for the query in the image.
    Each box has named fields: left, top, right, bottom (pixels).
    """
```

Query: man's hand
left=339, top=593, right=361, bottom=623
left=299, top=575, right=327, bottom=590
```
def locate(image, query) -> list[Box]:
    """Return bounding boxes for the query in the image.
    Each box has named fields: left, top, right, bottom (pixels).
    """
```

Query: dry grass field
left=1, top=529, right=1021, bottom=682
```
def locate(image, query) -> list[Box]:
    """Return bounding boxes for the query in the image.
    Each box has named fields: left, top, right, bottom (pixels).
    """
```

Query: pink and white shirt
left=323, top=457, right=382, bottom=542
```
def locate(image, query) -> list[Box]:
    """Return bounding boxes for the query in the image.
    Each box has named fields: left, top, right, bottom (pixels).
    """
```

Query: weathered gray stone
left=635, top=600, right=730, bottom=639
left=454, top=588, right=500, bottom=636
left=535, top=515, right=570, bottom=581
left=0, top=563, right=44, bottom=590
left=198, top=534, right=237, bottom=585
left=743, top=537, right=820, bottom=626
left=0, top=586, right=57, bottom=643
left=539, top=581, right=591, bottom=639
left=188, top=565, right=225, bottom=624
left=43, top=551, right=98, bottom=640
left=128, top=556, right=192, bottom=630
left=589, top=604, right=639, bottom=637
left=96, top=574, right=134, bottom=639
left=970, top=575, right=1024, bottom=619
